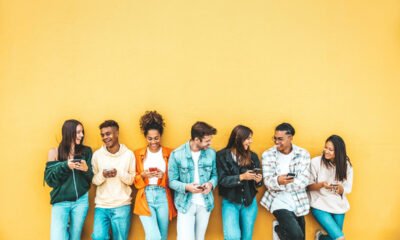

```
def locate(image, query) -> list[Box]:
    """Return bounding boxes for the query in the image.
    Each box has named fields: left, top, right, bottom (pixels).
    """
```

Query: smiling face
left=194, top=135, right=213, bottom=150
left=146, top=129, right=161, bottom=152
left=273, top=130, right=293, bottom=153
left=323, top=141, right=335, bottom=160
left=74, top=124, right=84, bottom=145
left=242, top=134, right=253, bottom=150
left=100, top=126, right=119, bottom=149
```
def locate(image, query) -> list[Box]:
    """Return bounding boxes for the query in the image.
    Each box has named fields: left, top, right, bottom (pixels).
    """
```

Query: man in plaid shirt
left=260, top=123, right=311, bottom=240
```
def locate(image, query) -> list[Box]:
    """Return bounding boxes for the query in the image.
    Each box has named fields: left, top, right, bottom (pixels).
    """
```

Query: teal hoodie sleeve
left=44, top=161, right=71, bottom=188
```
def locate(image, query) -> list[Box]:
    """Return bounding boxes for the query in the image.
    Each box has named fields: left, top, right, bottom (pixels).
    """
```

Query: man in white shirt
left=91, top=120, right=136, bottom=240
left=168, top=121, right=218, bottom=240
left=260, top=123, right=311, bottom=240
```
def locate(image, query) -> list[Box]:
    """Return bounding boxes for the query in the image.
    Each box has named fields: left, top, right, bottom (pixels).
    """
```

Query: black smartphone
left=287, top=173, right=296, bottom=179
left=251, top=168, right=262, bottom=174
left=196, top=185, right=205, bottom=190
left=72, top=155, right=83, bottom=163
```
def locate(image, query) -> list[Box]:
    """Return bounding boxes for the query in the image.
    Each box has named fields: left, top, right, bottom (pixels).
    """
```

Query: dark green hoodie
left=44, top=146, right=94, bottom=204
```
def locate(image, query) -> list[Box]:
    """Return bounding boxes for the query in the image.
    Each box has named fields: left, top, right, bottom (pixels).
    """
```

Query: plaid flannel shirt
left=260, top=144, right=311, bottom=216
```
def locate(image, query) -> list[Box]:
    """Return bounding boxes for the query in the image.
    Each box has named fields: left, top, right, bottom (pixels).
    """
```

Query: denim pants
left=273, top=209, right=305, bottom=240
left=177, top=203, right=211, bottom=240
left=50, top=192, right=89, bottom=240
left=312, top=208, right=345, bottom=240
left=139, top=186, right=170, bottom=240
left=221, top=197, right=258, bottom=240
left=92, top=204, right=132, bottom=240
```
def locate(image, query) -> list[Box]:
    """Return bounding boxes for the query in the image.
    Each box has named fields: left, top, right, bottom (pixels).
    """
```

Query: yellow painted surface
left=1, top=1, right=399, bottom=239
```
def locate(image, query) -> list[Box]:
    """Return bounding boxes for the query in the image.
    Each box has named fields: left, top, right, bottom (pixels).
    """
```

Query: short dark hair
left=275, top=122, right=295, bottom=136
left=191, top=121, right=217, bottom=140
left=99, top=120, right=119, bottom=130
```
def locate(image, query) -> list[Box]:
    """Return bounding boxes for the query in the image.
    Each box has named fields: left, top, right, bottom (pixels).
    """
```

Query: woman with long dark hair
left=216, top=125, right=263, bottom=240
left=133, top=111, right=176, bottom=240
left=44, top=119, right=93, bottom=240
left=308, top=135, right=353, bottom=240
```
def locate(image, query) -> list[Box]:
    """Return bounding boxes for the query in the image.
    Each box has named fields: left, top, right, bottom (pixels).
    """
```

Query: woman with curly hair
left=133, top=111, right=177, bottom=240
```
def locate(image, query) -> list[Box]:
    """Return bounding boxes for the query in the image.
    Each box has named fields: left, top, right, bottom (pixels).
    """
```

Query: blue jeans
left=50, top=192, right=89, bottom=240
left=139, top=186, right=170, bottom=240
left=312, top=208, right=345, bottom=240
left=92, top=205, right=132, bottom=240
left=221, top=197, right=258, bottom=240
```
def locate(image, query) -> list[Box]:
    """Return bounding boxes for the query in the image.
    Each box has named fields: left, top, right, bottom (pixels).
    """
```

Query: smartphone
left=196, top=185, right=205, bottom=190
left=105, top=168, right=115, bottom=174
left=250, top=168, right=262, bottom=174
left=330, top=183, right=338, bottom=187
left=71, top=159, right=82, bottom=163
left=286, top=173, right=296, bottom=179
left=149, top=167, right=158, bottom=172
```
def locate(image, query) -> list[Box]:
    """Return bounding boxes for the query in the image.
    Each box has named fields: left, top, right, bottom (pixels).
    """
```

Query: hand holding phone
left=103, top=168, right=117, bottom=178
left=286, top=173, right=296, bottom=179
left=196, top=185, right=206, bottom=191
left=251, top=168, right=262, bottom=175
left=149, top=167, right=158, bottom=173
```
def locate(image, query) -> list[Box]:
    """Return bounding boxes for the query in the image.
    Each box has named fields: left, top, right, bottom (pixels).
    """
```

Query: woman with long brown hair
left=44, top=119, right=93, bottom=240
left=216, top=125, right=263, bottom=240
left=308, top=135, right=353, bottom=240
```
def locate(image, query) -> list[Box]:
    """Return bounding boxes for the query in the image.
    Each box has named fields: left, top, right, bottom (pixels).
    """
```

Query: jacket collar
left=184, top=141, right=207, bottom=159
left=138, top=146, right=169, bottom=160
left=270, top=144, right=301, bottom=157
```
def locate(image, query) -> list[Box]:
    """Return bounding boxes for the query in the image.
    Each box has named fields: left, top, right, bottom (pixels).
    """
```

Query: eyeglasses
left=272, top=137, right=286, bottom=143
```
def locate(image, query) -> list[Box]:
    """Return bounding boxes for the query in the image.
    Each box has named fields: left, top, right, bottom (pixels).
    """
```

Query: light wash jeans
left=92, top=204, right=132, bottom=240
left=139, top=186, right=170, bottom=240
left=312, top=207, right=345, bottom=240
left=221, top=197, right=258, bottom=240
left=177, top=203, right=211, bottom=240
left=50, top=192, right=89, bottom=240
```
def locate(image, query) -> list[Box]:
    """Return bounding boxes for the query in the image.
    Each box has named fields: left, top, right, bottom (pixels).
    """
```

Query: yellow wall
left=1, top=0, right=399, bottom=239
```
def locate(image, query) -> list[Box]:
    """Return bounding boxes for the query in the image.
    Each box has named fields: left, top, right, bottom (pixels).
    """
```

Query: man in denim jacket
left=168, top=121, right=218, bottom=240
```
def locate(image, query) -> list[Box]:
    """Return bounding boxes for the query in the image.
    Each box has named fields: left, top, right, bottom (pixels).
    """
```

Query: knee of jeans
left=285, top=228, right=304, bottom=240
left=91, top=230, right=110, bottom=240
left=223, top=229, right=241, bottom=240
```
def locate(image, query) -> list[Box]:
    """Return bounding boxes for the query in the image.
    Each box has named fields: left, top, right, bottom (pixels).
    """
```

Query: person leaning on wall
left=168, top=121, right=218, bottom=240
left=260, top=122, right=311, bottom=240
left=91, top=120, right=136, bottom=240
left=133, top=111, right=177, bottom=240
left=44, top=119, right=93, bottom=240
left=216, top=125, right=263, bottom=240
left=307, top=135, right=353, bottom=240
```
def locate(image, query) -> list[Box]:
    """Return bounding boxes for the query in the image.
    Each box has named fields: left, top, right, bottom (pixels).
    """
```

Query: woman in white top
left=133, top=111, right=176, bottom=240
left=308, top=135, right=353, bottom=240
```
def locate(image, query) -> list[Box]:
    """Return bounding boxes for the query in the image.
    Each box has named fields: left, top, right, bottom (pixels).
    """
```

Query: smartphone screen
left=149, top=167, right=158, bottom=172
left=287, top=173, right=295, bottom=178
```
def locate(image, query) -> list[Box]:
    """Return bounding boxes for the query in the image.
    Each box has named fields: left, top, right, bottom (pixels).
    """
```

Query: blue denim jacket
left=168, top=141, right=218, bottom=213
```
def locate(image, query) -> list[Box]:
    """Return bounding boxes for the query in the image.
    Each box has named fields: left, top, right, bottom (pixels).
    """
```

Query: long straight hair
left=58, top=119, right=84, bottom=161
left=321, top=135, right=352, bottom=181
left=226, top=125, right=253, bottom=167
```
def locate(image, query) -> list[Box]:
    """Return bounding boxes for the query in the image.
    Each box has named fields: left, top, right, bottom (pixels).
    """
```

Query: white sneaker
left=315, top=230, right=324, bottom=240
left=272, top=220, right=280, bottom=240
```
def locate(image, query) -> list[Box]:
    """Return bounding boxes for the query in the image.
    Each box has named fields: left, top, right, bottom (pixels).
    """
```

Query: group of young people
left=44, top=111, right=353, bottom=240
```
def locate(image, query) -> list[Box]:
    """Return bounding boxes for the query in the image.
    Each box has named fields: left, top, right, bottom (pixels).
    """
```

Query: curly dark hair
left=139, top=111, right=165, bottom=136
